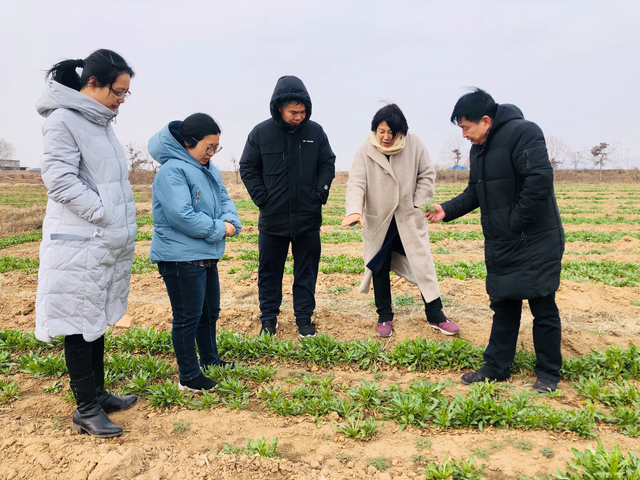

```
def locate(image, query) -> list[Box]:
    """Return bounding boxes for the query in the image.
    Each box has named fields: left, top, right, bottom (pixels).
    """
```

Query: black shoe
left=533, top=377, right=558, bottom=393
left=296, top=318, right=316, bottom=338
left=260, top=320, right=278, bottom=337
left=94, top=362, right=138, bottom=413
left=460, top=370, right=502, bottom=385
left=179, top=374, right=216, bottom=392
left=70, top=374, right=123, bottom=438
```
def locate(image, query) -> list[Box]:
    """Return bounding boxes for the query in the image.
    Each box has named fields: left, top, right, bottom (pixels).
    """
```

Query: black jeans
left=158, top=261, right=221, bottom=382
left=65, top=334, right=104, bottom=381
left=258, top=229, right=321, bottom=323
left=371, top=219, right=445, bottom=324
left=479, top=293, right=562, bottom=381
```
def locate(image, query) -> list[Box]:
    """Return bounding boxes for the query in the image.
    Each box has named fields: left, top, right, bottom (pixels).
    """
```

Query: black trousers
left=65, top=334, right=104, bottom=381
left=258, top=229, right=321, bottom=323
left=372, top=218, right=445, bottom=324
left=479, top=293, right=562, bottom=382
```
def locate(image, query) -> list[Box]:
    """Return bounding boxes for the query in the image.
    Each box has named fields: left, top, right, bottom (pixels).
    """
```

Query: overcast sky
left=1, top=0, right=638, bottom=171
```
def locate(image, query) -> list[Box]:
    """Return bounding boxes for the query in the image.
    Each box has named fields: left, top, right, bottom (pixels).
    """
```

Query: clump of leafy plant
left=421, top=199, right=436, bottom=215
left=0, top=379, right=21, bottom=404
left=540, top=446, right=555, bottom=458
left=222, top=437, right=279, bottom=458
left=172, top=419, right=191, bottom=434
left=335, top=416, right=379, bottom=440
left=366, top=456, right=391, bottom=471
left=147, top=380, right=189, bottom=409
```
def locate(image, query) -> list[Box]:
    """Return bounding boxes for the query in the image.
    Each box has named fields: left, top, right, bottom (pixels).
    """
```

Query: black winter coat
left=239, top=76, right=336, bottom=237
left=441, top=104, right=564, bottom=301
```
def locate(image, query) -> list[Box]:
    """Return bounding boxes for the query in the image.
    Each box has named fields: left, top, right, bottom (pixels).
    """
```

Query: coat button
left=477, top=179, right=482, bottom=184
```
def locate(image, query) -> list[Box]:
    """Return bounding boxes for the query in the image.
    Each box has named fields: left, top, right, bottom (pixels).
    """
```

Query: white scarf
left=366, top=131, right=406, bottom=155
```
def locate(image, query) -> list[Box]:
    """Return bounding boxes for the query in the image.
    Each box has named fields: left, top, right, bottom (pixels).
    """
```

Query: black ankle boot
left=70, top=374, right=123, bottom=438
left=94, top=363, right=138, bottom=413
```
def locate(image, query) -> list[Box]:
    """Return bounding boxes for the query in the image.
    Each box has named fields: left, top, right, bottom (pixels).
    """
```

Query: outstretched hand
left=341, top=213, right=364, bottom=228
left=425, top=204, right=445, bottom=223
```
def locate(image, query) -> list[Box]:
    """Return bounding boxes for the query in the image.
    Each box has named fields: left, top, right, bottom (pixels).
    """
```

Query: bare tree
left=124, top=142, right=156, bottom=171
left=229, top=154, right=240, bottom=184
left=439, top=135, right=469, bottom=181
left=0, top=138, right=16, bottom=160
left=545, top=135, right=571, bottom=170
left=124, top=142, right=158, bottom=182
left=590, top=142, right=619, bottom=181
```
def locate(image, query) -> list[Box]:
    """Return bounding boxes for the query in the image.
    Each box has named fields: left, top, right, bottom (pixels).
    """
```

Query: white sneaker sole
left=428, top=323, right=459, bottom=336
left=178, top=383, right=214, bottom=393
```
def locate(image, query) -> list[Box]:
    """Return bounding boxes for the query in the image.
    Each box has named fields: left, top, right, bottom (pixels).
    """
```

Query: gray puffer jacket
left=35, top=80, right=137, bottom=342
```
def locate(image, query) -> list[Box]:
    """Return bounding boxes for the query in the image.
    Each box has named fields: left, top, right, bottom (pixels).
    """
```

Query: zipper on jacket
left=105, top=122, right=132, bottom=248
left=524, top=151, right=530, bottom=170
left=513, top=232, right=526, bottom=252
left=194, top=191, right=200, bottom=210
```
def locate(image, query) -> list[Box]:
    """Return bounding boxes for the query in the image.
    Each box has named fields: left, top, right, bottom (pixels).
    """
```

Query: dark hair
left=370, top=104, right=409, bottom=137
left=46, top=49, right=134, bottom=91
left=277, top=97, right=307, bottom=111
left=450, top=88, right=497, bottom=125
left=176, top=113, right=221, bottom=149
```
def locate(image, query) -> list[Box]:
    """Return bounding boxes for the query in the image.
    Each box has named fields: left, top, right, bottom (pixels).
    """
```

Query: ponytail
left=46, top=49, right=134, bottom=91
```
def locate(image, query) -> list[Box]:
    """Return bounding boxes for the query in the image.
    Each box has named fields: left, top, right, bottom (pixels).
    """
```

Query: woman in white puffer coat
left=35, top=49, right=137, bottom=438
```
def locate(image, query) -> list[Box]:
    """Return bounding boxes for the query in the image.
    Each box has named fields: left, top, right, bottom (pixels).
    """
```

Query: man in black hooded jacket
left=240, top=75, right=336, bottom=338
left=426, top=88, right=564, bottom=392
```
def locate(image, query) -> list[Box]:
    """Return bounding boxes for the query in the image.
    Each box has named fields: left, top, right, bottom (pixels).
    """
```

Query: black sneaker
left=533, top=377, right=558, bottom=393
left=460, top=370, right=502, bottom=385
left=179, top=374, right=216, bottom=392
left=296, top=318, right=316, bottom=338
left=260, top=320, right=278, bottom=337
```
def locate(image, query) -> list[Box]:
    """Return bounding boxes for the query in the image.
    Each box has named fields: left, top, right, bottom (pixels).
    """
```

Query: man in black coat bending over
left=426, top=88, right=564, bottom=392
left=240, top=76, right=336, bottom=338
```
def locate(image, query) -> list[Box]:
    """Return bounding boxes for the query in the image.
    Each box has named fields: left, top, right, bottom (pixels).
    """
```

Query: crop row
left=3, top=328, right=638, bottom=382
left=2, top=347, right=638, bottom=439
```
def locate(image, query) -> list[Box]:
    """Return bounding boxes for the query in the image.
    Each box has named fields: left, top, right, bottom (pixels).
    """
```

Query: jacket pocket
left=96, top=184, right=113, bottom=226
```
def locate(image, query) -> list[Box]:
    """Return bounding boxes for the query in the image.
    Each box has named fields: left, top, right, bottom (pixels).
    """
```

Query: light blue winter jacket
left=148, top=122, right=241, bottom=263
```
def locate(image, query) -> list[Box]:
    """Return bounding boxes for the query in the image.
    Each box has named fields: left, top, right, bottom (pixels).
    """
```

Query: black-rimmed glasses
left=109, top=87, right=131, bottom=99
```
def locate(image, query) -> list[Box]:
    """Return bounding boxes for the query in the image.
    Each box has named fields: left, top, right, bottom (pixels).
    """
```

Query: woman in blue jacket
left=149, top=113, right=241, bottom=392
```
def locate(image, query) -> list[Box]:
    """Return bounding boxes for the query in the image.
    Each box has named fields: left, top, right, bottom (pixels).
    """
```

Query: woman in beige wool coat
left=342, top=104, right=460, bottom=337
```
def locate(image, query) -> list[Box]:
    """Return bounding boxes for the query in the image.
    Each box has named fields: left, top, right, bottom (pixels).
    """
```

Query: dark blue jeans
left=158, top=261, right=221, bottom=382
left=258, top=229, right=321, bottom=323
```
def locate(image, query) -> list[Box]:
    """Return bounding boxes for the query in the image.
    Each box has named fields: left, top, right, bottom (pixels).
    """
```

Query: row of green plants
left=4, top=327, right=638, bottom=381
left=415, top=440, right=640, bottom=479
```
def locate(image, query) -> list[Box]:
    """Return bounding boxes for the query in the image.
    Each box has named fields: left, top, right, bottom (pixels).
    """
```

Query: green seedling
left=472, top=447, right=490, bottom=460
left=172, top=419, right=191, bottom=434
left=416, top=437, right=433, bottom=451
left=540, top=446, right=555, bottom=458
left=366, top=456, right=391, bottom=471
left=245, top=437, right=279, bottom=458
left=335, top=416, right=379, bottom=440
left=412, top=454, right=429, bottom=465
left=421, top=200, right=436, bottom=215
left=0, top=380, right=21, bottom=404
left=147, top=380, right=189, bottom=409
left=43, top=380, right=64, bottom=394
left=49, top=416, right=65, bottom=430
left=326, top=285, right=352, bottom=295
left=192, top=391, right=220, bottom=410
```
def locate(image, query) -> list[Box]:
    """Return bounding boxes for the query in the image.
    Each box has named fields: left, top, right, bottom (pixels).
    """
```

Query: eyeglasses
left=192, top=138, right=223, bottom=155
left=109, top=87, right=131, bottom=99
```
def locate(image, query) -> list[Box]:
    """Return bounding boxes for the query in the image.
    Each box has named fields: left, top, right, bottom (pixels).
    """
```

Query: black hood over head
left=269, top=75, right=312, bottom=132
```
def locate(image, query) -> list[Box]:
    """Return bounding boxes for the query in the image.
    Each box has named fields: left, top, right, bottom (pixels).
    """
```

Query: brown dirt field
left=2, top=177, right=640, bottom=479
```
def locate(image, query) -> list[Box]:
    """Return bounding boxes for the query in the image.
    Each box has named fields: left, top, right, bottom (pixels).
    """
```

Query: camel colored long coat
left=345, top=133, right=440, bottom=302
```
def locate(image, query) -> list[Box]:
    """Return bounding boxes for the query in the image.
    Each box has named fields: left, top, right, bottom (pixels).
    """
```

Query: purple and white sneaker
left=377, top=321, right=393, bottom=338
left=428, top=317, right=460, bottom=336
